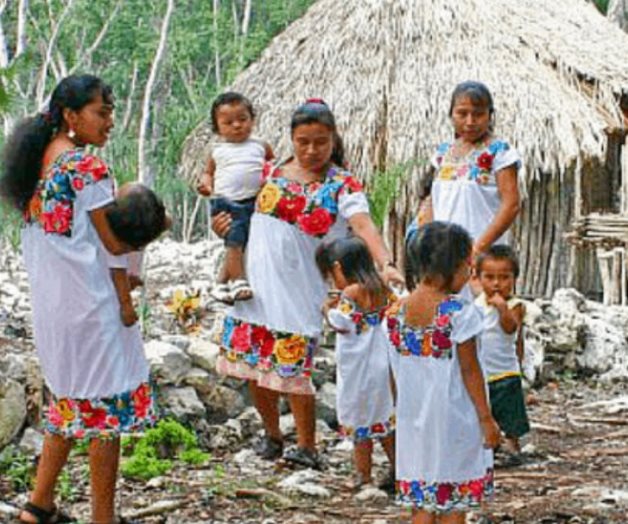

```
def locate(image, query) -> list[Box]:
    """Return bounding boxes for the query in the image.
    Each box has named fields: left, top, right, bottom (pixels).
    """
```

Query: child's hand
left=481, top=416, right=501, bottom=449
left=120, top=303, right=138, bottom=326
left=487, top=292, right=507, bottom=309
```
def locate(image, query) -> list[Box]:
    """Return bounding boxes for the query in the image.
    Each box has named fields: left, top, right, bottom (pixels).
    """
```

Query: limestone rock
left=185, top=338, right=220, bottom=372
left=199, top=384, right=245, bottom=421
left=0, top=379, right=27, bottom=448
left=278, top=469, right=331, bottom=498
left=160, top=386, right=205, bottom=420
left=144, top=340, right=192, bottom=385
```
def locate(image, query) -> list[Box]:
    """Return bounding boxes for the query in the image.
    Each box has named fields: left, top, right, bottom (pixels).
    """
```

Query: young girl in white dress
left=387, top=221, right=500, bottom=523
left=316, top=236, right=395, bottom=490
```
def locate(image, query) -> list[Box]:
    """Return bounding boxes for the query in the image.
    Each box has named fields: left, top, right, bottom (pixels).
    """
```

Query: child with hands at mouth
left=475, top=245, right=529, bottom=460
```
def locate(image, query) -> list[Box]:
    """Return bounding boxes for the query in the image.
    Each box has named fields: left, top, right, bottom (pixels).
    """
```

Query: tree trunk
left=16, top=0, right=28, bottom=58
left=138, top=0, right=175, bottom=186
left=213, top=0, right=221, bottom=87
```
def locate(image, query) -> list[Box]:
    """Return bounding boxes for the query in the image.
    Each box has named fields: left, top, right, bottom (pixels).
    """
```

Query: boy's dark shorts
left=489, top=375, right=530, bottom=438
left=210, top=196, right=256, bottom=248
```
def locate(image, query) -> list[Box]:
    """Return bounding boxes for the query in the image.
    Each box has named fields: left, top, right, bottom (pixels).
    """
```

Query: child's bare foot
left=231, top=279, right=253, bottom=301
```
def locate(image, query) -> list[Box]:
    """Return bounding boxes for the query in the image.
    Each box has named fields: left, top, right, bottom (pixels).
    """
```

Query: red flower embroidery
left=231, top=323, right=252, bottom=352
left=78, top=400, right=107, bottom=429
left=476, top=152, right=494, bottom=171
left=436, top=483, right=454, bottom=505
left=398, top=480, right=410, bottom=494
left=431, top=330, right=452, bottom=350
left=371, top=423, right=385, bottom=434
left=297, top=208, right=333, bottom=236
left=75, top=155, right=108, bottom=180
left=261, top=162, right=274, bottom=181
left=276, top=195, right=307, bottom=223
left=469, top=479, right=485, bottom=500
left=72, top=177, right=85, bottom=191
left=351, top=312, right=364, bottom=325
left=435, top=314, right=450, bottom=328
left=390, top=329, right=401, bottom=347
left=286, top=182, right=304, bottom=194
left=251, top=325, right=275, bottom=358
left=132, top=383, right=152, bottom=418
left=41, top=203, right=73, bottom=234
left=342, top=176, right=363, bottom=193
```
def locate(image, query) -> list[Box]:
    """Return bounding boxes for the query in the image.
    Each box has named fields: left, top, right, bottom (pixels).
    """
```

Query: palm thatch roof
left=180, top=0, right=628, bottom=209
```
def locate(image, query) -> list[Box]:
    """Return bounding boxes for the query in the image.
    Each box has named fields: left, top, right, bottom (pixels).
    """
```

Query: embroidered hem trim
left=340, top=415, right=396, bottom=442
left=45, top=381, right=158, bottom=440
left=216, top=356, right=314, bottom=395
left=220, top=315, right=317, bottom=379
left=396, top=468, right=494, bottom=513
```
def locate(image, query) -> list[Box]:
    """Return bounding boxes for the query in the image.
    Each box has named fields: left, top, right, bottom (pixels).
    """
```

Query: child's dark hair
left=476, top=244, right=520, bottom=278
left=316, top=236, right=386, bottom=301
left=106, top=184, right=168, bottom=250
left=448, top=81, right=494, bottom=118
left=291, top=99, right=345, bottom=168
left=0, top=74, right=113, bottom=212
left=210, top=92, right=255, bottom=134
left=406, top=221, right=472, bottom=290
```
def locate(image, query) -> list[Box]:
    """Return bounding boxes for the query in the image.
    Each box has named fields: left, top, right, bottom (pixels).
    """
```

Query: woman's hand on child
left=481, top=416, right=501, bottom=449
left=211, top=211, right=232, bottom=238
left=120, top=303, right=138, bottom=326
left=381, top=265, right=405, bottom=288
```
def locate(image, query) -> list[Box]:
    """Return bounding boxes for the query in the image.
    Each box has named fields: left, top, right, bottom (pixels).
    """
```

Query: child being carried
left=197, top=92, right=274, bottom=304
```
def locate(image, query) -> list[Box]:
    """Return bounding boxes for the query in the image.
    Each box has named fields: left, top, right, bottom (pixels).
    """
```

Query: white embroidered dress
left=431, top=137, right=521, bottom=245
left=386, top=296, right=493, bottom=513
left=216, top=163, right=370, bottom=394
left=327, top=295, right=395, bottom=441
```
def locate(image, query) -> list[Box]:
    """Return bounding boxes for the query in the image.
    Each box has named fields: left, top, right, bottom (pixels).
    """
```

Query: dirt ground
left=2, top=379, right=627, bottom=524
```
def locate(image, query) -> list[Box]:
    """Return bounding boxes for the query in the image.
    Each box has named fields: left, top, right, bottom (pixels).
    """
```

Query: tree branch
left=138, top=0, right=175, bottom=186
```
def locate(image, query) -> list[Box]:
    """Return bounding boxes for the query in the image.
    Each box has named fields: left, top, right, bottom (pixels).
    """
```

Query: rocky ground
left=1, top=238, right=627, bottom=523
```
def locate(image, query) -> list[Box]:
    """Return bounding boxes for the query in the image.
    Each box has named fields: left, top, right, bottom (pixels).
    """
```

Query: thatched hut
left=180, top=0, right=628, bottom=301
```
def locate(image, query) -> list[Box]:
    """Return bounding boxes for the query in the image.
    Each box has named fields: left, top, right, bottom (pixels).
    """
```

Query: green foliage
left=0, top=0, right=317, bottom=243
left=367, top=162, right=420, bottom=229
left=0, top=445, right=34, bottom=491
left=592, top=0, right=610, bottom=14
left=121, top=419, right=209, bottom=480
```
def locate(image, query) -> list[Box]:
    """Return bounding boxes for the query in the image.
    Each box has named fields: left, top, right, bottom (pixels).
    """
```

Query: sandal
left=19, top=502, right=76, bottom=523
left=283, top=447, right=321, bottom=470
left=230, top=279, right=253, bottom=301
left=254, top=436, right=284, bottom=460
left=210, top=283, right=234, bottom=305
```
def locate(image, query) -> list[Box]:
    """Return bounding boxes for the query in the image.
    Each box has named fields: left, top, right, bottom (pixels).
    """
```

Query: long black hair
left=0, top=74, right=113, bottom=212
left=316, top=236, right=386, bottom=304
left=406, top=221, right=472, bottom=290
left=106, top=183, right=168, bottom=250
left=291, top=99, right=345, bottom=168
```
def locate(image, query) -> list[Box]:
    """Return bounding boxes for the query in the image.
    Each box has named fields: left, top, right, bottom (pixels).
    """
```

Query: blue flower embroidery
left=438, top=298, right=463, bottom=315
left=404, top=330, right=422, bottom=356
left=488, top=140, right=509, bottom=155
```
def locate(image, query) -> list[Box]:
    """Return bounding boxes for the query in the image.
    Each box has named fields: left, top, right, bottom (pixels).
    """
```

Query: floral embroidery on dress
left=434, top=139, right=510, bottom=185
left=220, top=315, right=317, bottom=378
left=335, top=296, right=389, bottom=335
left=387, top=297, right=463, bottom=359
left=24, top=150, right=109, bottom=236
left=256, top=163, right=363, bottom=238
left=45, top=381, right=158, bottom=439
left=340, top=414, right=396, bottom=443
left=397, top=468, right=494, bottom=511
